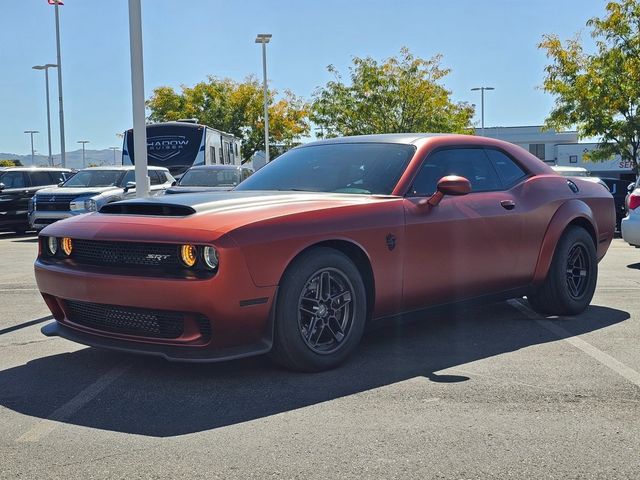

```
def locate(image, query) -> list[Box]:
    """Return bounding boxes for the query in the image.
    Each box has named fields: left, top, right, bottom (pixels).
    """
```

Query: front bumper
left=29, top=210, right=76, bottom=229
left=35, top=243, right=278, bottom=361
left=41, top=318, right=272, bottom=362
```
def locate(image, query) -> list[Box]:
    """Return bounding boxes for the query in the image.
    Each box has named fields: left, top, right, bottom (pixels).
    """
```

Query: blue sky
left=0, top=0, right=604, bottom=155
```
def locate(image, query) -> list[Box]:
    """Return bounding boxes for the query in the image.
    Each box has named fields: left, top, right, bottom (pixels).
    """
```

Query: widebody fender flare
left=532, top=199, right=597, bottom=285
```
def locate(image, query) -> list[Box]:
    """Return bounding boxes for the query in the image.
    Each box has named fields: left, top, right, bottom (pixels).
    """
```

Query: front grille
left=72, top=239, right=181, bottom=268
left=36, top=194, right=76, bottom=211
left=33, top=218, right=58, bottom=226
left=65, top=300, right=187, bottom=339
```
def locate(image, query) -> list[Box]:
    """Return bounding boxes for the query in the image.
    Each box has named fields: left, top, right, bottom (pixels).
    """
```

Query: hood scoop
left=99, top=202, right=195, bottom=216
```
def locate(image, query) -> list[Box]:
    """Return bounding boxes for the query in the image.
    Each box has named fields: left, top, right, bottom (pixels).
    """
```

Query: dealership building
left=479, top=125, right=636, bottom=182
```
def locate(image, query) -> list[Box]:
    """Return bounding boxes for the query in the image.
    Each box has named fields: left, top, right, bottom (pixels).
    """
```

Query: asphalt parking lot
left=0, top=233, right=638, bottom=479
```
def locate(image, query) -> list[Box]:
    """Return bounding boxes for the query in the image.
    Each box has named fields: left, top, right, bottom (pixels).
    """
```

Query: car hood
left=36, top=186, right=120, bottom=197
left=41, top=191, right=399, bottom=242
left=165, top=186, right=234, bottom=194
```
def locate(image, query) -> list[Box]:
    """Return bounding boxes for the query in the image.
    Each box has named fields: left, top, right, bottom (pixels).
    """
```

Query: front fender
left=532, top=199, right=599, bottom=285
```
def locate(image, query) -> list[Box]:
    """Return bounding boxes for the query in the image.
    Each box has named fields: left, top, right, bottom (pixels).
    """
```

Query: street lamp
left=255, top=33, right=272, bottom=163
left=49, top=0, right=67, bottom=167
left=77, top=140, right=89, bottom=168
left=470, top=86, right=495, bottom=136
left=24, top=131, right=39, bottom=166
left=109, top=147, right=119, bottom=165
left=32, top=64, right=58, bottom=166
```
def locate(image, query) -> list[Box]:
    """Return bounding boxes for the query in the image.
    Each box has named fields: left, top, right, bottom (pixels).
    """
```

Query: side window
left=210, top=146, right=216, bottom=164
left=1, top=171, right=26, bottom=189
left=122, top=170, right=136, bottom=186
left=485, top=149, right=528, bottom=188
left=50, top=171, right=66, bottom=184
left=410, top=148, right=501, bottom=196
left=29, top=171, right=54, bottom=186
left=149, top=171, right=162, bottom=185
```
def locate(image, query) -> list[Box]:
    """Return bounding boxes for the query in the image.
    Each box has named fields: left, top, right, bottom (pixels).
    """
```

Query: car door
left=402, top=147, right=526, bottom=311
left=0, top=171, right=30, bottom=227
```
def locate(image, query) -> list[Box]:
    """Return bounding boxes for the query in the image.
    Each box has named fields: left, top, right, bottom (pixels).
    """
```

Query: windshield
left=235, top=143, right=415, bottom=195
left=178, top=168, right=241, bottom=187
left=62, top=170, right=123, bottom=188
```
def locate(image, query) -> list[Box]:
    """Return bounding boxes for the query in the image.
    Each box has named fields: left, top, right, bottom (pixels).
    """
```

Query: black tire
left=270, top=247, right=367, bottom=372
left=527, top=226, right=598, bottom=316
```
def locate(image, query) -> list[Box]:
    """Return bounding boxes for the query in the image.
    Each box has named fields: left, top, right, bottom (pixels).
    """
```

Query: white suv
left=29, top=166, right=174, bottom=230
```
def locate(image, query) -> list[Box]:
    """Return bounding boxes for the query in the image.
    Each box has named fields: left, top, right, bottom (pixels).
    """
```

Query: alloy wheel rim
left=566, top=244, right=589, bottom=299
left=297, top=267, right=355, bottom=355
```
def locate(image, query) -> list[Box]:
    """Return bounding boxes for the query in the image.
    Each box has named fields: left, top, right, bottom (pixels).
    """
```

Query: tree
left=0, top=159, right=21, bottom=167
left=146, top=76, right=309, bottom=160
left=310, top=48, right=475, bottom=138
left=539, top=0, right=640, bottom=173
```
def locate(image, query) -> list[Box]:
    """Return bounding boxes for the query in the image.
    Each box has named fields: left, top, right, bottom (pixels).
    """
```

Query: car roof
left=187, top=165, right=241, bottom=171
left=303, top=133, right=451, bottom=147
left=0, top=166, right=72, bottom=172
left=551, top=166, right=588, bottom=172
left=80, top=166, right=168, bottom=171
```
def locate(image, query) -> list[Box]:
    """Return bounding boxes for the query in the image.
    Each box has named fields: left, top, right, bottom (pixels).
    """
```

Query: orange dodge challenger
left=35, top=134, right=615, bottom=371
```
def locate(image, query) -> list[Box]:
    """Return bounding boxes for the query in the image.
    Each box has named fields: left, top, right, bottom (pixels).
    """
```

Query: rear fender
left=532, top=199, right=597, bottom=285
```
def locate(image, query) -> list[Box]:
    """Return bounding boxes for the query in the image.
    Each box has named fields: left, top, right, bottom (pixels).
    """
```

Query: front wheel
left=527, top=226, right=598, bottom=316
left=271, top=248, right=367, bottom=372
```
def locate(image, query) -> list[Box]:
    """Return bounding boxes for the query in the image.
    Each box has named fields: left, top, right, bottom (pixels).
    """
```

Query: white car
left=622, top=188, right=640, bottom=247
left=29, top=166, right=175, bottom=230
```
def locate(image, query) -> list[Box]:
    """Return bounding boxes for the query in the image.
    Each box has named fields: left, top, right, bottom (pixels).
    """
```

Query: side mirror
left=628, top=183, right=636, bottom=194
left=0, top=183, right=5, bottom=192
left=423, top=175, right=471, bottom=207
left=58, top=181, right=65, bottom=187
left=124, top=181, right=136, bottom=192
left=171, top=180, right=177, bottom=186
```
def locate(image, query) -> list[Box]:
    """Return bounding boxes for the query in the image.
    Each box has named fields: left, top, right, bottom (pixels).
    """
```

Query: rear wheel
left=271, top=248, right=366, bottom=372
left=527, top=226, right=597, bottom=316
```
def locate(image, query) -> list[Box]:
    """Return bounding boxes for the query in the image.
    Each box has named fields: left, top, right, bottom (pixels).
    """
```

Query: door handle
left=500, top=200, right=516, bottom=210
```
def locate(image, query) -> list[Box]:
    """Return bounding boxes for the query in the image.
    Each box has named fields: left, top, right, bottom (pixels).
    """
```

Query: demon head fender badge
left=386, top=233, right=396, bottom=251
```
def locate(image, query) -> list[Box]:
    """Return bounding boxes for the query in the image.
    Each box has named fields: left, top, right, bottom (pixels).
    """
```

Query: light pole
left=470, top=86, right=495, bottom=136
left=109, top=147, right=119, bottom=165
left=24, top=131, right=39, bottom=166
left=128, top=0, right=150, bottom=197
left=255, top=33, right=272, bottom=163
left=77, top=140, right=89, bottom=168
left=32, top=64, right=57, bottom=166
left=50, top=0, right=67, bottom=167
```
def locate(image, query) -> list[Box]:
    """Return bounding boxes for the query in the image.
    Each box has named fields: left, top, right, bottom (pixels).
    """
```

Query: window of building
left=529, top=143, right=546, bottom=160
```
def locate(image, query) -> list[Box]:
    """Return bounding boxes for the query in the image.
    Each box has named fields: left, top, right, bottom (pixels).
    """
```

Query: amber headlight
left=61, top=237, right=73, bottom=256
left=180, top=244, right=197, bottom=267
left=47, top=237, right=58, bottom=256
left=203, top=246, right=219, bottom=270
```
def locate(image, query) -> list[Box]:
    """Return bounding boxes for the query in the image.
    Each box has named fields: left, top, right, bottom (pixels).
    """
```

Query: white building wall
left=556, top=143, right=633, bottom=175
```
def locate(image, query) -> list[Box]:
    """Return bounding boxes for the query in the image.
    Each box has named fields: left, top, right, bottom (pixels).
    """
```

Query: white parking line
left=15, top=363, right=130, bottom=443
left=508, top=299, right=640, bottom=388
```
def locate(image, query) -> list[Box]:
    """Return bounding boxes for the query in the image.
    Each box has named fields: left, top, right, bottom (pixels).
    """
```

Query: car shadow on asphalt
left=0, top=301, right=629, bottom=437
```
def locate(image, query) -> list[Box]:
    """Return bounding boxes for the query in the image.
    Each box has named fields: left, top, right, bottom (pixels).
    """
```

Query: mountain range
left=0, top=148, right=122, bottom=169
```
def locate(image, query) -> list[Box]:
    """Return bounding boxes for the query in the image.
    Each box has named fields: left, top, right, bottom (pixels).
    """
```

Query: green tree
left=311, top=48, right=475, bottom=137
left=539, top=0, right=640, bottom=172
left=0, top=159, right=21, bottom=167
left=146, top=76, right=309, bottom=160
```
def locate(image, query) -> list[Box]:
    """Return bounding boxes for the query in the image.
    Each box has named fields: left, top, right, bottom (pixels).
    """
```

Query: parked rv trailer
left=122, top=120, right=242, bottom=177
